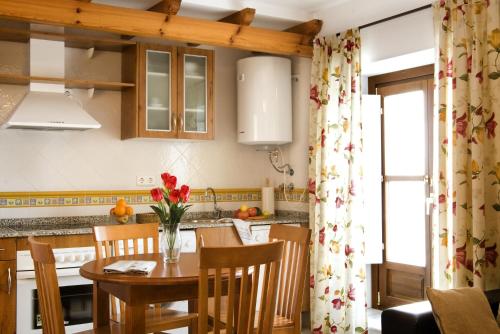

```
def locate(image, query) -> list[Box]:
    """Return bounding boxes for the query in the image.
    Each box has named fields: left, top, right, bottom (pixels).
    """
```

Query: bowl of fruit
left=234, top=204, right=265, bottom=220
left=109, top=199, right=135, bottom=224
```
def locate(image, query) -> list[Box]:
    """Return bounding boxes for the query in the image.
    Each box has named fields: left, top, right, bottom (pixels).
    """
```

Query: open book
left=103, top=260, right=156, bottom=275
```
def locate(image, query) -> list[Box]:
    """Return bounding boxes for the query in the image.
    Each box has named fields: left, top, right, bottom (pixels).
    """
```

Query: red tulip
left=179, top=185, right=190, bottom=202
left=169, top=189, right=180, bottom=204
left=150, top=188, right=163, bottom=202
left=161, top=172, right=177, bottom=190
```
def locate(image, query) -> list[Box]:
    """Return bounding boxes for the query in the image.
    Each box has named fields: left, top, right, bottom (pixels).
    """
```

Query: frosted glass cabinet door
left=139, top=44, right=177, bottom=138
left=178, top=48, right=214, bottom=140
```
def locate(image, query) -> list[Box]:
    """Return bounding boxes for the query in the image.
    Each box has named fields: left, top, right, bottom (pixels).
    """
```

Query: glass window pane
left=385, top=181, right=426, bottom=266
left=184, top=55, right=207, bottom=133
left=384, top=90, right=426, bottom=176
left=146, top=50, right=170, bottom=131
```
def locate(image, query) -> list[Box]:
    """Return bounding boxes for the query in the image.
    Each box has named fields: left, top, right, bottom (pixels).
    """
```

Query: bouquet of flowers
left=150, top=172, right=191, bottom=263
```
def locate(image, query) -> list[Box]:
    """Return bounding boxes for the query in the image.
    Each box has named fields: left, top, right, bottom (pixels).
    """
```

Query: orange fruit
left=114, top=205, right=126, bottom=216
left=116, top=199, right=126, bottom=207
left=125, top=206, right=134, bottom=215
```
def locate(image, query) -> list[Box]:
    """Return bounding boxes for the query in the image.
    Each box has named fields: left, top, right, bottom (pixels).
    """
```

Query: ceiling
left=93, top=0, right=432, bottom=32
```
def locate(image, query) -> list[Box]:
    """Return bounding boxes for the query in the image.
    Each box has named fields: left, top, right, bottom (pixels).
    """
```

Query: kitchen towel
left=261, top=186, right=275, bottom=215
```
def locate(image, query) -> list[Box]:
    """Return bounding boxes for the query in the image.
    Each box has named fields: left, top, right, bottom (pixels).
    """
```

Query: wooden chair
left=268, top=224, right=311, bottom=334
left=28, top=236, right=123, bottom=334
left=197, top=240, right=285, bottom=334
left=92, top=223, right=197, bottom=333
left=195, top=226, right=242, bottom=248
left=198, top=224, right=311, bottom=334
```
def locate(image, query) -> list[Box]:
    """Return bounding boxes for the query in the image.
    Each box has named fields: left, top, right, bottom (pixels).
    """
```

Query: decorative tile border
left=0, top=188, right=307, bottom=208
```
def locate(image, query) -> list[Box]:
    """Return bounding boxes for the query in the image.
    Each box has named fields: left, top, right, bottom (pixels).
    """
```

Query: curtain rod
left=359, top=4, right=432, bottom=30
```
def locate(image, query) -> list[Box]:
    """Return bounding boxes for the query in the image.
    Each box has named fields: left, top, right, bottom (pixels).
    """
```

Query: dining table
left=80, top=252, right=243, bottom=334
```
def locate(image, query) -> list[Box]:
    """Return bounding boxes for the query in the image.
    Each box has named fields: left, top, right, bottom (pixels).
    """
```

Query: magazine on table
left=103, top=260, right=156, bottom=275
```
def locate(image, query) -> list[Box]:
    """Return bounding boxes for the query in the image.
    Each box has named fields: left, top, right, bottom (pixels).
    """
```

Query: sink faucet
left=205, top=187, right=222, bottom=219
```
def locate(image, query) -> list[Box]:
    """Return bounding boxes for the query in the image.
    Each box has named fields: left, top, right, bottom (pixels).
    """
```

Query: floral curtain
left=308, top=29, right=367, bottom=334
left=433, top=0, right=500, bottom=290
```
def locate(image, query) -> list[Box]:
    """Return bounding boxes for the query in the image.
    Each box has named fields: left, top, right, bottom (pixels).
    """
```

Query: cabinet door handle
left=172, top=116, right=177, bottom=131
left=7, top=267, right=11, bottom=295
left=0, top=248, right=5, bottom=251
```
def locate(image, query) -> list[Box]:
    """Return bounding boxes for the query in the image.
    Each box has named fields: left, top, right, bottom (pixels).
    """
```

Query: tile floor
left=301, top=308, right=382, bottom=334
left=368, top=308, right=382, bottom=334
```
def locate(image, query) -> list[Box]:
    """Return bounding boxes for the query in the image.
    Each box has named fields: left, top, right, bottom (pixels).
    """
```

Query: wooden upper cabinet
left=178, top=47, right=214, bottom=140
left=121, top=44, right=214, bottom=140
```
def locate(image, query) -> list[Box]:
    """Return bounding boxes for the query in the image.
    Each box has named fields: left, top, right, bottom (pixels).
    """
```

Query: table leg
left=188, top=299, right=198, bottom=334
left=125, top=304, right=146, bottom=334
left=93, top=282, right=109, bottom=328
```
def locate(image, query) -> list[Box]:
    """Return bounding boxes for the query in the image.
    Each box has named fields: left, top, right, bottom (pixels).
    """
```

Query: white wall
left=314, top=0, right=433, bottom=35
left=271, top=56, right=311, bottom=212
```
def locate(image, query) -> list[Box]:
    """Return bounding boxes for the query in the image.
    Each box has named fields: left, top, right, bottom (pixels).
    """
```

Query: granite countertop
left=0, top=211, right=308, bottom=238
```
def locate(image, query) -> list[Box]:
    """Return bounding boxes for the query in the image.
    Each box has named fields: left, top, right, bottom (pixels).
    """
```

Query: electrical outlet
left=136, top=176, right=155, bottom=186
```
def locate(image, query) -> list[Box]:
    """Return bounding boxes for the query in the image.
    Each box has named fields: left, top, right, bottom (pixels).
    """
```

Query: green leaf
left=150, top=205, right=164, bottom=218
left=471, top=237, right=481, bottom=245
left=459, top=74, right=469, bottom=81
left=488, top=72, right=500, bottom=80
left=355, top=327, right=366, bottom=334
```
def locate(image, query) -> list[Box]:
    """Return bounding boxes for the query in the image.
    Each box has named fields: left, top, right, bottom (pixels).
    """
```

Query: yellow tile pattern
left=0, top=188, right=307, bottom=208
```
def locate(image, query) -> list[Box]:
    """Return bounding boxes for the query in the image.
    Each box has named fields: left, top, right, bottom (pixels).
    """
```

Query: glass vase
left=162, top=225, right=182, bottom=263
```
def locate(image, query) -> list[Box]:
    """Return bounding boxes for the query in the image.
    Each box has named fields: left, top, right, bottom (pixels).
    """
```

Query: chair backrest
left=198, top=241, right=284, bottom=334
left=93, top=222, right=159, bottom=259
left=92, top=222, right=159, bottom=321
left=28, top=236, right=65, bottom=334
left=195, top=226, right=242, bottom=248
left=269, top=224, right=311, bottom=326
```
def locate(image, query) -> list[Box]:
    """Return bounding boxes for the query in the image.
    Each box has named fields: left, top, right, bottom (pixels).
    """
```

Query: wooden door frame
left=368, top=64, right=434, bottom=309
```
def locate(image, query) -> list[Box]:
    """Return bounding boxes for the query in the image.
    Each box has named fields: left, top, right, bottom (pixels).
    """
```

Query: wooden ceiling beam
left=148, top=0, right=182, bottom=15
left=0, top=0, right=312, bottom=57
left=284, top=19, right=323, bottom=45
left=188, top=8, right=255, bottom=47
left=219, top=8, right=255, bottom=26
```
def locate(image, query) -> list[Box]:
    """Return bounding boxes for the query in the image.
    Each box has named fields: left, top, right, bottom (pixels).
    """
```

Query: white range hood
left=3, top=38, right=101, bottom=131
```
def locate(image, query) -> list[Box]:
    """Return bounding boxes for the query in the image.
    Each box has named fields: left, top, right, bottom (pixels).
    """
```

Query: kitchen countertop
left=0, top=211, right=308, bottom=238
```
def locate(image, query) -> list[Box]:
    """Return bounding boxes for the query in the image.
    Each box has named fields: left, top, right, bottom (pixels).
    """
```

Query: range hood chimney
left=3, top=34, right=101, bottom=131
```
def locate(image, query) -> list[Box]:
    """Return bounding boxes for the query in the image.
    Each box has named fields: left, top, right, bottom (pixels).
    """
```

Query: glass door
left=178, top=48, right=214, bottom=140
left=376, top=76, right=433, bottom=308
left=139, top=45, right=177, bottom=138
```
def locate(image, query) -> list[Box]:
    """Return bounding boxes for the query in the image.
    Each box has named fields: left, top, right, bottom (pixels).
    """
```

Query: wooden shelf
left=0, top=27, right=136, bottom=52
left=0, top=73, right=135, bottom=91
left=65, top=78, right=135, bottom=91
left=147, top=106, right=169, bottom=111
left=0, top=73, right=29, bottom=85
left=147, top=71, right=169, bottom=77
left=185, top=108, right=205, bottom=113
left=185, top=75, right=205, bottom=80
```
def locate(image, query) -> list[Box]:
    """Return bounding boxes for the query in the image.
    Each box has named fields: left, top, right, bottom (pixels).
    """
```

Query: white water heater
left=237, top=56, right=292, bottom=145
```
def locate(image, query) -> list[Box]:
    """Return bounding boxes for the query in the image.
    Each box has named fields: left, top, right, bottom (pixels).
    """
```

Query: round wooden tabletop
left=80, top=253, right=201, bottom=286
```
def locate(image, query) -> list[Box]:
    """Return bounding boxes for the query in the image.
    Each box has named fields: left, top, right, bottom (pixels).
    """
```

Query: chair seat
left=208, top=297, right=294, bottom=329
